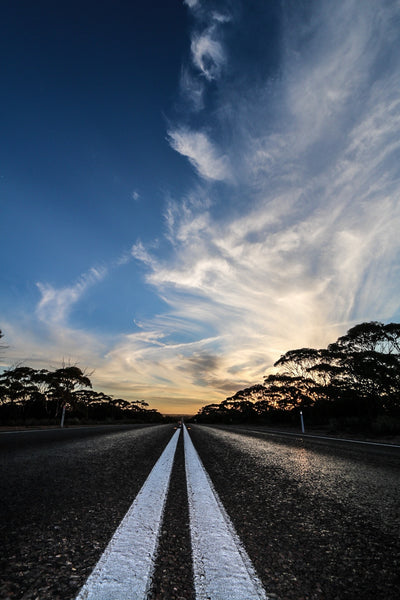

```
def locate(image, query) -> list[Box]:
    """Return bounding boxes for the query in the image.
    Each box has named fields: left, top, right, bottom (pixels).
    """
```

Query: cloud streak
left=167, top=128, right=231, bottom=181
left=190, top=29, right=226, bottom=81
left=36, top=267, right=108, bottom=325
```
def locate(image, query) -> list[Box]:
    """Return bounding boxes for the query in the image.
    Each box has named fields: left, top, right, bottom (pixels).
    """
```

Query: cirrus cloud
left=167, top=127, right=231, bottom=181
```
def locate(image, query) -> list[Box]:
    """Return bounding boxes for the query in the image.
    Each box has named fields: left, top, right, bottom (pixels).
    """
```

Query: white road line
left=75, top=428, right=180, bottom=600
left=183, top=425, right=269, bottom=600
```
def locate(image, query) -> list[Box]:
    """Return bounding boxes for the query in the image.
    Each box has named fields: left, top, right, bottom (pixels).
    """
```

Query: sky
left=1, top=0, right=400, bottom=415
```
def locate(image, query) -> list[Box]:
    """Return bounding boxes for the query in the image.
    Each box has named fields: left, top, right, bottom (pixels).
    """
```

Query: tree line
left=0, top=331, right=162, bottom=425
left=196, top=322, right=400, bottom=434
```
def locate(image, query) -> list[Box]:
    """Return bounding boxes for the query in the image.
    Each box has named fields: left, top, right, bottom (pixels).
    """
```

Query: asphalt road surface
left=189, top=425, right=400, bottom=600
left=1, top=424, right=399, bottom=599
left=0, top=424, right=175, bottom=599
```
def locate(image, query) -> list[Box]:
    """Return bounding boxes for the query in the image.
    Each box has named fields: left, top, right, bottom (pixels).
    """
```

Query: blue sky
left=1, top=0, right=400, bottom=414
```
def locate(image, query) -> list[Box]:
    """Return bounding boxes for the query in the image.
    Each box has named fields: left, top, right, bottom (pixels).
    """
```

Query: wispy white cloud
left=36, top=267, right=108, bottom=325
left=167, top=127, right=231, bottom=181
left=184, top=0, right=200, bottom=9
left=180, top=1, right=230, bottom=108
left=131, top=240, right=158, bottom=267
left=191, top=30, right=226, bottom=81
left=211, top=12, right=231, bottom=24
left=132, top=190, right=140, bottom=201
left=180, top=66, right=205, bottom=111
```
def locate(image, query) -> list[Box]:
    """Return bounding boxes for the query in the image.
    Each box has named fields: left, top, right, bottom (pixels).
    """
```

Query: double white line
left=76, top=425, right=268, bottom=600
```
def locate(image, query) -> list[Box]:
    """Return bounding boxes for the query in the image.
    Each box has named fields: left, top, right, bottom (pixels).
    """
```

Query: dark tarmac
left=1, top=424, right=399, bottom=599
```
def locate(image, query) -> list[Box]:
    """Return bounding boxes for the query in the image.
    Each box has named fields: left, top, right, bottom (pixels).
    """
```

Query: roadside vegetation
left=195, top=322, right=400, bottom=436
left=0, top=331, right=162, bottom=426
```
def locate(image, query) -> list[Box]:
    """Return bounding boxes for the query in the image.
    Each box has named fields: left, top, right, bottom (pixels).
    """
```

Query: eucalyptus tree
left=263, top=373, right=317, bottom=411
left=327, top=323, right=400, bottom=417
left=0, top=366, right=40, bottom=405
left=274, top=348, right=321, bottom=379
left=46, top=366, right=92, bottom=416
left=328, top=321, right=400, bottom=354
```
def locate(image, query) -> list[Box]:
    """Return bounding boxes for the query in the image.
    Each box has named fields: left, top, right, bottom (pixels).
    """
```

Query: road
left=1, top=424, right=399, bottom=599
left=189, top=425, right=400, bottom=600
left=0, top=424, right=175, bottom=600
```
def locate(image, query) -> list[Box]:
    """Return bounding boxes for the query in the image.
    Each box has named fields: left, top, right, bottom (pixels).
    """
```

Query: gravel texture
left=0, top=424, right=174, bottom=600
left=189, top=424, right=400, bottom=600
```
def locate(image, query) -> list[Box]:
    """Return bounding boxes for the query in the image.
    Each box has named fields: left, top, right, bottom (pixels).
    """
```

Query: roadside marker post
left=300, top=410, right=305, bottom=433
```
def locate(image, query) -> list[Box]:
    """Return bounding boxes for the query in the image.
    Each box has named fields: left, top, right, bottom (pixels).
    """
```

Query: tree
left=195, top=320, right=400, bottom=429
left=196, top=403, right=228, bottom=423
left=0, top=366, right=40, bottom=405
left=328, top=321, right=400, bottom=355
left=0, top=352, right=162, bottom=424
left=46, top=366, right=92, bottom=416
left=326, top=323, right=400, bottom=418
left=274, top=348, right=321, bottom=379
left=0, top=366, right=48, bottom=419
left=226, top=384, right=268, bottom=404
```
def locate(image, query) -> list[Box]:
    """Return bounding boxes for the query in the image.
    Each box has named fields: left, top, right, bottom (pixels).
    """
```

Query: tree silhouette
left=0, top=359, right=162, bottom=424
left=328, top=321, right=400, bottom=354
left=195, top=321, right=400, bottom=431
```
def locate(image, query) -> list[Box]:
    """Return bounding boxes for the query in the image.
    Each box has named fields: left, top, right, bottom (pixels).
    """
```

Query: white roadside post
left=300, top=410, right=305, bottom=433
left=60, top=404, right=66, bottom=428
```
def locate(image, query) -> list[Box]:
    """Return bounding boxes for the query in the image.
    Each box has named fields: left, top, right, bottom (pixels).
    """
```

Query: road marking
left=75, top=428, right=180, bottom=600
left=183, top=424, right=269, bottom=600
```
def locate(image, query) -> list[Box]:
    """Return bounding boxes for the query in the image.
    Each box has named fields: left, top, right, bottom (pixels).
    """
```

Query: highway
left=1, top=424, right=399, bottom=599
